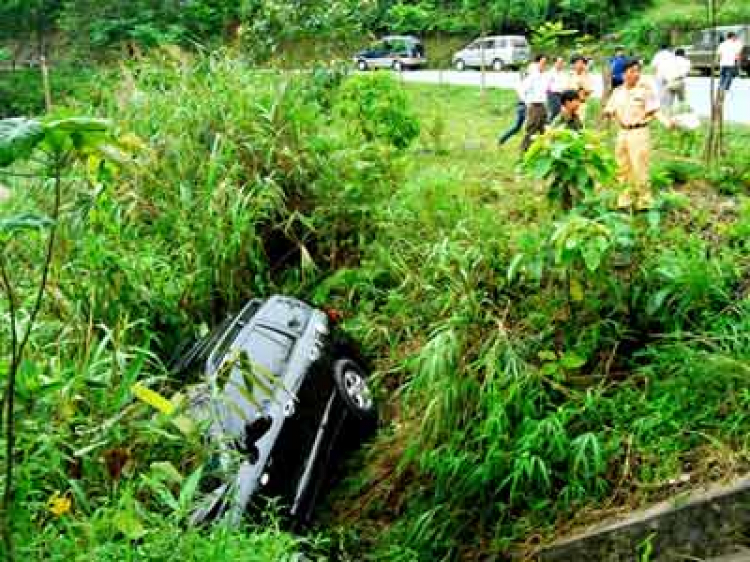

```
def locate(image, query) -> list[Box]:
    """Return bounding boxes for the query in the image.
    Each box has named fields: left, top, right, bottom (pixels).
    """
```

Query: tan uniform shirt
left=604, top=80, right=661, bottom=127
left=568, top=71, right=594, bottom=100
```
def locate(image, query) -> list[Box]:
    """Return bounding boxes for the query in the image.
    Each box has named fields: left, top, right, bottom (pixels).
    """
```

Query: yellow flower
left=48, top=492, right=72, bottom=517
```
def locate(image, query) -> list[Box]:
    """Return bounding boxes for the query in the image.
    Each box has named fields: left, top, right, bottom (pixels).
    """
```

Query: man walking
left=604, top=58, right=673, bottom=211
left=662, top=48, right=691, bottom=113
left=499, top=80, right=528, bottom=145
left=551, top=90, right=583, bottom=131
left=520, top=54, right=551, bottom=153
left=568, top=55, right=594, bottom=124
left=651, top=44, right=674, bottom=104
left=718, top=32, right=743, bottom=92
left=547, top=56, right=568, bottom=122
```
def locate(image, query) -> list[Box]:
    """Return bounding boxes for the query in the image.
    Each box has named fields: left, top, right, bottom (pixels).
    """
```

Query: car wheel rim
left=343, top=370, right=373, bottom=411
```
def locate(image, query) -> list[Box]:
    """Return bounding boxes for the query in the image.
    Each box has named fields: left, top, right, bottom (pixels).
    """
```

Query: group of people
left=498, top=54, right=594, bottom=151
left=499, top=52, right=674, bottom=211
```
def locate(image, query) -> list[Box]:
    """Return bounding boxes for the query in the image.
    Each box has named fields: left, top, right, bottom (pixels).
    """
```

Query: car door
left=494, top=38, right=508, bottom=65
left=464, top=41, right=480, bottom=66
left=366, top=41, right=387, bottom=68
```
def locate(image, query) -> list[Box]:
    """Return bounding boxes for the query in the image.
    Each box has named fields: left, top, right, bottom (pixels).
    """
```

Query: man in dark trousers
left=498, top=80, right=527, bottom=145
left=520, top=54, right=550, bottom=153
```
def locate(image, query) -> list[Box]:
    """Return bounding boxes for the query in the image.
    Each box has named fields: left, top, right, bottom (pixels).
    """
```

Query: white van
left=452, top=35, right=531, bottom=71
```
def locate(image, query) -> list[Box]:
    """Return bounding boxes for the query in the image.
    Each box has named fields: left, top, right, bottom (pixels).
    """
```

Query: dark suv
left=173, top=296, right=376, bottom=527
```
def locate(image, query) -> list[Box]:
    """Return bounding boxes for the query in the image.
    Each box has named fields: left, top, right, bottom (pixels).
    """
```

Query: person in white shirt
left=661, top=48, right=692, bottom=113
left=718, top=32, right=743, bottom=91
left=520, top=54, right=551, bottom=153
left=651, top=44, right=675, bottom=105
left=546, top=56, right=567, bottom=123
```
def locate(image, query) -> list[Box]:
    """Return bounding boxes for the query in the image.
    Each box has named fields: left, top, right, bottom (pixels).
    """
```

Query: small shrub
left=336, top=73, right=420, bottom=149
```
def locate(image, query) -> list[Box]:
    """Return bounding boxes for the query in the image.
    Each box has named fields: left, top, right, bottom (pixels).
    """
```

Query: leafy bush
left=523, top=127, right=616, bottom=210
left=337, top=74, right=420, bottom=149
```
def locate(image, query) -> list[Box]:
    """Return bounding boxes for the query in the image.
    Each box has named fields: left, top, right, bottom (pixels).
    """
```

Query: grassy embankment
left=2, top=57, right=750, bottom=561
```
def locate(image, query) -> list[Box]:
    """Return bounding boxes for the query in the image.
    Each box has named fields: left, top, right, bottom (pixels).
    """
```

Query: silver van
left=452, top=35, right=530, bottom=71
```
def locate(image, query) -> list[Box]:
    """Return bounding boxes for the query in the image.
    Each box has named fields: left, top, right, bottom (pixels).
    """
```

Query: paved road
left=401, top=70, right=750, bottom=124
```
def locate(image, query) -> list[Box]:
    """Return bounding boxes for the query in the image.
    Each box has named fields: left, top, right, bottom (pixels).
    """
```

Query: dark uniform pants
left=521, top=103, right=547, bottom=153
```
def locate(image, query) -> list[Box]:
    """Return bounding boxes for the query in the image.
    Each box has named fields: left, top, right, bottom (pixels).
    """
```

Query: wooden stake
left=40, top=55, right=52, bottom=112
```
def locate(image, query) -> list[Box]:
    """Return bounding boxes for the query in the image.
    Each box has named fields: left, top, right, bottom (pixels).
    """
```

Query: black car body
left=174, top=296, right=376, bottom=527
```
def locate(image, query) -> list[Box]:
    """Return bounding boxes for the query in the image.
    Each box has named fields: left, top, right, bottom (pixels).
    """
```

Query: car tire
left=333, top=359, right=376, bottom=423
left=455, top=59, right=466, bottom=71
left=357, top=60, right=368, bottom=71
left=492, top=59, right=504, bottom=72
left=392, top=60, right=403, bottom=72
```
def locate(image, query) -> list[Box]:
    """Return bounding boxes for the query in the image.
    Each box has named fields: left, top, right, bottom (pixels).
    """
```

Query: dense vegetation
left=2, top=46, right=750, bottom=560
left=0, top=0, right=665, bottom=58
left=2, top=1, right=750, bottom=561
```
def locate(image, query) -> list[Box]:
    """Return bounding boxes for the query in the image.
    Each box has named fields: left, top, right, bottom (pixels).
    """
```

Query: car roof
left=477, top=35, right=527, bottom=40
left=700, top=24, right=749, bottom=33
left=381, top=35, right=421, bottom=43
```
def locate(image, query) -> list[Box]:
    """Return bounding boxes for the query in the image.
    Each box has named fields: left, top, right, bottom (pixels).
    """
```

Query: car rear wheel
left=455, top=59, right=466, bottom=71
left=333, top=359, right=375, bottom=422
left=492, top=59, right=504, bottom=72
left=357, top=60, right=368, bottom=71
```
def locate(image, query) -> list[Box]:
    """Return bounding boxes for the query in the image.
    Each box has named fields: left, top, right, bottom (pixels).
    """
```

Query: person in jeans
left=499, top=79, right=528, bottom=145
left=520, top=54, right=550, bottom=153
left=547, top=56, right=567, bottom=123
left=718, top=32, right=743, bottom=91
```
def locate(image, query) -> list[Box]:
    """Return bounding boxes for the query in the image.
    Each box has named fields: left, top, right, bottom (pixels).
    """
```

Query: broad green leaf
left=114, top=509, right=147, bottom=540
left=45, top=117, right=110, bottom=134
left=151, top=461, right=183, bottom=484
left=581, top=245, right=602, bottom=272
left=560, top=352, right=586, bottom=370
left=43, top=117, right=111, bottom=155
left=0, top=118, right=44, bottom=167
left=538, top=350, right=558, bottom=362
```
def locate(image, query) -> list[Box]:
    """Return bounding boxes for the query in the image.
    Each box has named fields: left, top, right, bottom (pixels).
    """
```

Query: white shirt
left=652, top=50, right=674, bottom=79
left=664, top=55, right=691, bottom=81
left=718, top=39, right=743, bottom=67
left=521, top=71, right=552, bottom=104
left=548, top=69, right=568, bottom=93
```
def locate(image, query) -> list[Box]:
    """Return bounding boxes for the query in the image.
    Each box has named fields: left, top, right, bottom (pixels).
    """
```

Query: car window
left=209, top=302, right=262, bottom=370
left=240, top=326, right=295, bottom=378
left=483, top=40, right=495, bottom=49
left=496, top=39, right=507, bottom=49
left=512, top=38, right=528, bottom=48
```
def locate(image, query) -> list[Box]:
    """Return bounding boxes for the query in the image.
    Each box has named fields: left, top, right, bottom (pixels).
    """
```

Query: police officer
left=603, top=58, right=673, bottom=211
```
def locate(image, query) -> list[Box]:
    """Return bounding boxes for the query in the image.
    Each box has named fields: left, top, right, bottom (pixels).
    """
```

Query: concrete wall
left=539, top=477, right=750, bottom=561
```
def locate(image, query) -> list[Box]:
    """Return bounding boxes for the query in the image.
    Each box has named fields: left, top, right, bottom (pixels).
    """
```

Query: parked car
left=353, top=35, right=427, bottom=71
left=452, top=35, right=530, bottom=71
left=172, top=295, right=377, bottom=527
left=680, top=25, right=750, bottom=76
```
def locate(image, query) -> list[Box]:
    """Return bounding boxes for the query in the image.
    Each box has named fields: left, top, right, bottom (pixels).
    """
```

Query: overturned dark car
left=172, top=296, right=376, bottom=527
